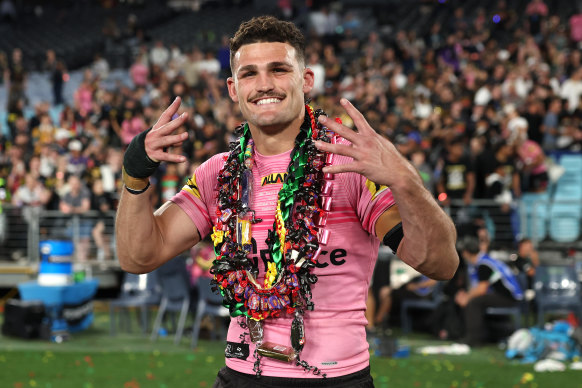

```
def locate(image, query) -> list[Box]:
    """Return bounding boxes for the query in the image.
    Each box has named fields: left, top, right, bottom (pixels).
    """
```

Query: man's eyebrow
left=237, top=61, right=293, bottom=74
left=268, top=61, right=293, bottom=68
left=238, top=64, right=257, bottom=74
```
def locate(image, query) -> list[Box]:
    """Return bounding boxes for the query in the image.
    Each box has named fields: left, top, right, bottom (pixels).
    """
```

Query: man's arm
left=463, top=170, right=475, bottom=205
left=116, top=191, right=200, bottom=273
left=315, top=98, right=459, bottom=280
left=115, top=97, right=200, bottom=274
left=455, top=281, right=489, bottom=307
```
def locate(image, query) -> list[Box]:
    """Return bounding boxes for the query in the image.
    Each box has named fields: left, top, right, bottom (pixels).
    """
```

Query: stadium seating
left=533, top=265, right=582, bottom=327
left=519, top=192, right=550, bottom=241
left=548, top=154, right=582, bottom=243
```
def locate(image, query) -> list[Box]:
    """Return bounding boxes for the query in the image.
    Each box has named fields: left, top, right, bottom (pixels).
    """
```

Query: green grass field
left=1, top=308, right=581, bottom=388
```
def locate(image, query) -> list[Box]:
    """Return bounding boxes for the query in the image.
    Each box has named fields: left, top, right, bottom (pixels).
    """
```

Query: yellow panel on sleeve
left=183, top=174, right=201, bottom=199
left=365, top=179, right=388, bottom=201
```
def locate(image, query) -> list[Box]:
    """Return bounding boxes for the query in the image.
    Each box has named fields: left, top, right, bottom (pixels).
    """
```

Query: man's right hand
left=145, top=96, right=189, bottom=164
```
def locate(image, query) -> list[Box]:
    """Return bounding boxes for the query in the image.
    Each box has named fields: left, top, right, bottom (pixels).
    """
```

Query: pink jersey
left=518, top=139, right=547, bottom=175
left=171, top=142, right=395, bottom=378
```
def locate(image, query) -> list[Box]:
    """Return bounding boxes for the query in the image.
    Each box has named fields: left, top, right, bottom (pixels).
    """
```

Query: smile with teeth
left=255, top=98, right=282, bottom=105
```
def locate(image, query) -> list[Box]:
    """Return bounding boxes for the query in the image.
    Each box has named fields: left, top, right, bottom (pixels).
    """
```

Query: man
left=455, top=237, right=523, bottom=346
left=436, top=136, right=475, bottom=235
left=60, top=174, right=92, bottom=261
left=116, top=16, right=458, bottom=386
left=509, top=237, right=539, bottom=290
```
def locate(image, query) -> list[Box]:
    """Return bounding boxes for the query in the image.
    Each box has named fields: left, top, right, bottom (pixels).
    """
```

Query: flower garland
left=210, top=104, right=335, bottom=322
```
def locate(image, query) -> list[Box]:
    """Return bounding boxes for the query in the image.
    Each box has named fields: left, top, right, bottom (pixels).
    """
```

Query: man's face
left=227, top=42, right=314, bottom=134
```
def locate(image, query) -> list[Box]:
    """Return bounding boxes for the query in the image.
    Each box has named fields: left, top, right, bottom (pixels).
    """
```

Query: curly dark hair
left=230, top=15, right=306, bottom=71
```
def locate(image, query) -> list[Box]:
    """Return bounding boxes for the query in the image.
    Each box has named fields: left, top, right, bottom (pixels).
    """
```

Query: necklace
left=210, top=104, right=337, bottom=376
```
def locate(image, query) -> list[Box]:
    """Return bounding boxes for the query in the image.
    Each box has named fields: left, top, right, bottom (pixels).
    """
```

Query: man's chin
left=254, top=121, right=288, bottom=133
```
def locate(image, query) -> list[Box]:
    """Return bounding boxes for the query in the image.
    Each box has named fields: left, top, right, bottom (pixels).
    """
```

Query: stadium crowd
left=1, top=0, right=582, bottom=263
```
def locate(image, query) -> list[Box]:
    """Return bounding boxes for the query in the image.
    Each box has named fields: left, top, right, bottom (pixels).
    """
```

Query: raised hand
left=314, top=98, right=419, bottom=188
left=145, top=97, right=189, bottom=163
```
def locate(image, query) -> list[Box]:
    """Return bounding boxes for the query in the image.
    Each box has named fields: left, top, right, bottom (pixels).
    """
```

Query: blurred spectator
left=308, top=5, right=340, bottom=39
left=4, top=48, right=26, bottom=115
left=508, top=237, right=539, bottom=289
left=0, top=51, right=8, bottom=84
left=90, top=178, right=114, bottom=262
left=91, top=53, right=110, bottom=81
left=541, top=98, right=562, bottom=150
left=455, top=237, right=524, bottom=346
left=525, top=0, right=548, bottom=39
left=60, top=174, right=92, bottom=261
left=12, top=172, right=50, bottom=224
left=193, top=121, right=221, bottom=163
left=43, top=49, right=67, bottom=106
left=569, top=7, right=582, bottom=43
left=38, top=143, right=58, bottom=180
left=410, top=149, right=435, bottom=194
left=129, top=55, right=149, bottom=88
left=555, top=117, right=581, bottom=151
left=560, top=67, right=582, bottom=113
left=338, top=28, right=360, bottom=63
left=66, top=139, right=89, bottom=177
left=150, top=40, right=170, bottom=68
left=306, top=51, right=325, bottom=98
left=102, top=15, right=120, bottom=45
left=514, top=135, right=548, bottom=194
left=182, top=48, right=204, bottom=89
left=74, top=69, right=96, bottom=119
left=523, top=99, right=545, bottom=146
left=198, top=50, right=221, bottom=78
left=504, top=103, right=528, bottom=144
left=159, top=163, right=181, bottom=203
left=366, top=250, right=391, bottom=332
left=277, top=0, right=293, bottom=20
left=31, top=113, right=56, bottom=154
left=449, top=7, right=469, bottom=34
left=436, top=136, right=475, bottom=230
left=119, top=101, right=147, bottom=147
left=480, top=140, right=520, bottom=246
left=216, top=35, right=231, bottom=77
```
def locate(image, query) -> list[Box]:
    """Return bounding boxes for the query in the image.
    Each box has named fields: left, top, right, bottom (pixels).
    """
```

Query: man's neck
left=248, top=112, right=306, bottom=156
left=251, top=128, right=299, bottom=156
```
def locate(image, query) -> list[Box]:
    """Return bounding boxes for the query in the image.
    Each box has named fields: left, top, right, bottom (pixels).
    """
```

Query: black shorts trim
left=212, top=365, right=374, bottom=388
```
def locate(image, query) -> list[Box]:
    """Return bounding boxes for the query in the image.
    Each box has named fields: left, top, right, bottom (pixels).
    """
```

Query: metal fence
left=0, top=206, right=116, bottom=264
left=429, top=197, right=581, bottom=250
left=0, top=196, right=580, bottom=265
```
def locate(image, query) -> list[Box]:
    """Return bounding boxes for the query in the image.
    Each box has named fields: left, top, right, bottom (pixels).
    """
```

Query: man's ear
left=227, top=77, right=239, bottom=103
left=302, top=67, right=315, bottom=94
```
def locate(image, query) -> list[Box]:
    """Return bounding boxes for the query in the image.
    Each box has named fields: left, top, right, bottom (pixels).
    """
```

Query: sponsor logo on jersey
left=261, top=172, right=288, bottom=186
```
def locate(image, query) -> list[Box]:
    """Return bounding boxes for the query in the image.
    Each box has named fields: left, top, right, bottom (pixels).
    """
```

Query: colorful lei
left=210, top=105, right=335, bottom=321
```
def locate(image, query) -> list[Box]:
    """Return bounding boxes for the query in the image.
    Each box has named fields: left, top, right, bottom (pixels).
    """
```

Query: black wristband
left=123, top=127, right=160, bottom=179
left=383, top=222, right=403, bottom=252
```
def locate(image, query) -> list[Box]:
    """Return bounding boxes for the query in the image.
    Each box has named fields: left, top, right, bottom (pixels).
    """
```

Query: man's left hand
left=314, top=98, right=416, bottom=188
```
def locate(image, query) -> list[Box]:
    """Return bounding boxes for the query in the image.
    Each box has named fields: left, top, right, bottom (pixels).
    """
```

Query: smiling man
left=115, top=16, right=458, bottom=387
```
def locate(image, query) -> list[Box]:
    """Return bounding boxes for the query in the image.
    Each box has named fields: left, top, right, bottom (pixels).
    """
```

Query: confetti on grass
left=520, top=372, right=534, bottom=384
left=123, top=379, right=140, bottom=388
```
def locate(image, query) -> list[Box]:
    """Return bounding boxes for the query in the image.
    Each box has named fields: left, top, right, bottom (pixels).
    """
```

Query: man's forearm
left=392, top=165, right=459, bottom=280
left=115, top=188, right=161, bottom=273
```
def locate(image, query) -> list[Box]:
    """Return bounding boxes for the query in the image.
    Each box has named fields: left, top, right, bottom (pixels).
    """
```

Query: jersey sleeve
left=477, top=264, right=494, bottom=282
left=170, top=153, right=226, bottom=239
